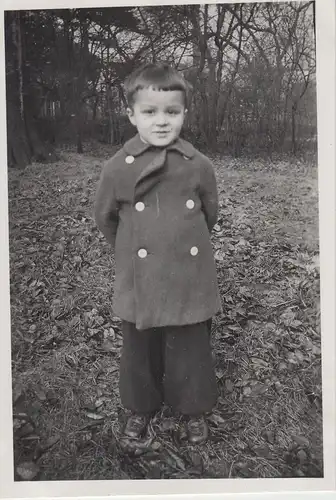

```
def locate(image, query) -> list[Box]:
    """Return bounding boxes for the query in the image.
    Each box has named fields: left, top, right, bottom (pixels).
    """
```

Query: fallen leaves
left=86, top=412, right=105, bottom=420
left=100, top=338, right=116, bottom=352
left=9, top=150, right=321, bottom=480
left=160, top=418, right=176, bottom=432
left=279, top=308, right=303, bottom=328
left=208, top=413, right=226, bottom=427
left=16, top=461, right=40, bottom=481
left=292, top=435, right=310, bottom=448
left=224, top=379, right=234, bottom=393
left=252, top=444, right=271, bottom=458
left=250, top=357, right=269, bottom=369
left=297, top=449, right=308, bottom=464
left=262, top=430, right=276, bottom=444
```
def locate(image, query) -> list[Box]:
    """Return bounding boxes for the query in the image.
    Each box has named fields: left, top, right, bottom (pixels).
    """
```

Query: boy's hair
left=124, top=62, right=192, bottom=108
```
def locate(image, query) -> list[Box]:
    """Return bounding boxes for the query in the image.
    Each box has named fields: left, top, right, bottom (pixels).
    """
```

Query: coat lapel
left=123, top=134, right=196, bottom=202
left=135, top=148, right=167, bottom=185
left=133, top=149, right=167, bottom=202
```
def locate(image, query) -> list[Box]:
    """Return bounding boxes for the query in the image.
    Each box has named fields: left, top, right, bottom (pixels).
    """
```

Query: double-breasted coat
left=94, top=134, right=222, bottom=330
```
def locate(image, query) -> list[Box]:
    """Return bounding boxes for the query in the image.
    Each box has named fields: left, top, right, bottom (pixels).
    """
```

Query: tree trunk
left=5, top=11, right=56, bottom=167
left=15, top=12, right=24, bottom=121
left=291, top=104, right=297, bottom=155
left=107, top=85, right=115, bottom=145
left=75, top=107, right=84, bottom=153
left=92, top=96, right=99, bottom=121
left=6, top=93, right=32, bottom=168
left=5, top=12, right=31, bottom=167
left=77, top=132, right=83, bottom=153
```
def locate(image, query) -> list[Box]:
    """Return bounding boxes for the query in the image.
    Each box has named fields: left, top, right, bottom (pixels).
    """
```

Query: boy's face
left=127, top=87, right=187, bottom=147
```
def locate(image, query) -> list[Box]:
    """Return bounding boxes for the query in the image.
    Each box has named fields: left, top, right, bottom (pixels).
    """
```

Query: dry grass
left=9, top=143, right=322, bottom=480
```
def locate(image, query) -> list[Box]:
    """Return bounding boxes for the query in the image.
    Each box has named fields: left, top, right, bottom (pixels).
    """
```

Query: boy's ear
left=127, top=107, right=136, bottom=125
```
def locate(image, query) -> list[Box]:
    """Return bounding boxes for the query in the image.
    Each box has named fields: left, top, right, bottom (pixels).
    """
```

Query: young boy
left=94, top=63, right=221, bottom=445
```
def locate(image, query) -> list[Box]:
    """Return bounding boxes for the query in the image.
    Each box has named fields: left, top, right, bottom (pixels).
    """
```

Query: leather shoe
left=123, top=414, right=149, bottom=439
left=187, top=415, right=209, bottom=444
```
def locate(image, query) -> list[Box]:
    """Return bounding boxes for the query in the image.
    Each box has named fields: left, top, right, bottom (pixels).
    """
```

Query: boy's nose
left=156, top=113, right=168, bottom=125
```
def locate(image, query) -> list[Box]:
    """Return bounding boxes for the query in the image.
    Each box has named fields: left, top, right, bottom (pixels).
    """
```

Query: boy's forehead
left=134, top=87, right=185, bottom=106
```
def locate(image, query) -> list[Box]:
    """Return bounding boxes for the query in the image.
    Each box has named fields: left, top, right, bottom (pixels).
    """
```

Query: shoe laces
left=188, top=416, right=205, bottom=431
left=128, top=414, right=147, bottom=429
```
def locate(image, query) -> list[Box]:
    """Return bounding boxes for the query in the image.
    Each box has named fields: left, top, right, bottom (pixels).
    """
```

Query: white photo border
left=0, top=0, right=335, bottom=498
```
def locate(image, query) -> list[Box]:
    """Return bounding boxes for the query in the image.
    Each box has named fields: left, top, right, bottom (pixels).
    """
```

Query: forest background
left=5, top=1, right=316, bottom=167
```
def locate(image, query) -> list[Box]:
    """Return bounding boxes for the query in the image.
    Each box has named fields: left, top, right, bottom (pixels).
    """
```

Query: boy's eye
left=140, top=108, right=182, bottom=116
left=167, top=109, right=182, bottom=115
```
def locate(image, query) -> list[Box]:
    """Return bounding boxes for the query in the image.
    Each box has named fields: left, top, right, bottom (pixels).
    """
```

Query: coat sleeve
left=199, top=158, right=219, bottom=232
left=94, top=161, right=119, bottom=248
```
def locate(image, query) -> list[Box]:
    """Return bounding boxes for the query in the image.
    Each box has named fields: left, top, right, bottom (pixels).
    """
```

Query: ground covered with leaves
left=9, top=142, right=322, bottom=481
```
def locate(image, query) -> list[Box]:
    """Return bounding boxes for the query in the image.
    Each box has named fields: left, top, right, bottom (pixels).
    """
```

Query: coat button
left=138, top=248, right=147, bottom=258
left=186, top=199, right=195, bottom=209
left=125, top=155, right=135, bottom=164
left=135, top=202, right=145, bottom=211
left=190, top=246, right=198, bottom=256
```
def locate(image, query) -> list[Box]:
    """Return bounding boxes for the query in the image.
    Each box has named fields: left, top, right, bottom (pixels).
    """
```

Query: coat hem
left=114, top=306, right=222, bottom=331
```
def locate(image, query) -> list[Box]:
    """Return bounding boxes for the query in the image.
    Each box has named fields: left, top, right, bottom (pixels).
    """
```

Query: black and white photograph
left=0, top=0, right=335, bottom=496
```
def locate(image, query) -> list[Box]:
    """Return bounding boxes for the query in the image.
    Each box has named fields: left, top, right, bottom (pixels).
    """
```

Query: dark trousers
left=119, top=320, right=218, bottom=416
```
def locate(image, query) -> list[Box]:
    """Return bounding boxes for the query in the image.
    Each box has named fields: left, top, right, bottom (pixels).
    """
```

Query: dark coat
left=94, top=134, right=222, bottom=330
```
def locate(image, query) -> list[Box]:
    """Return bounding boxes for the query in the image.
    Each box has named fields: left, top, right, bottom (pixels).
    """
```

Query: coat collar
left=123, top=134, right=195, bottom=159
